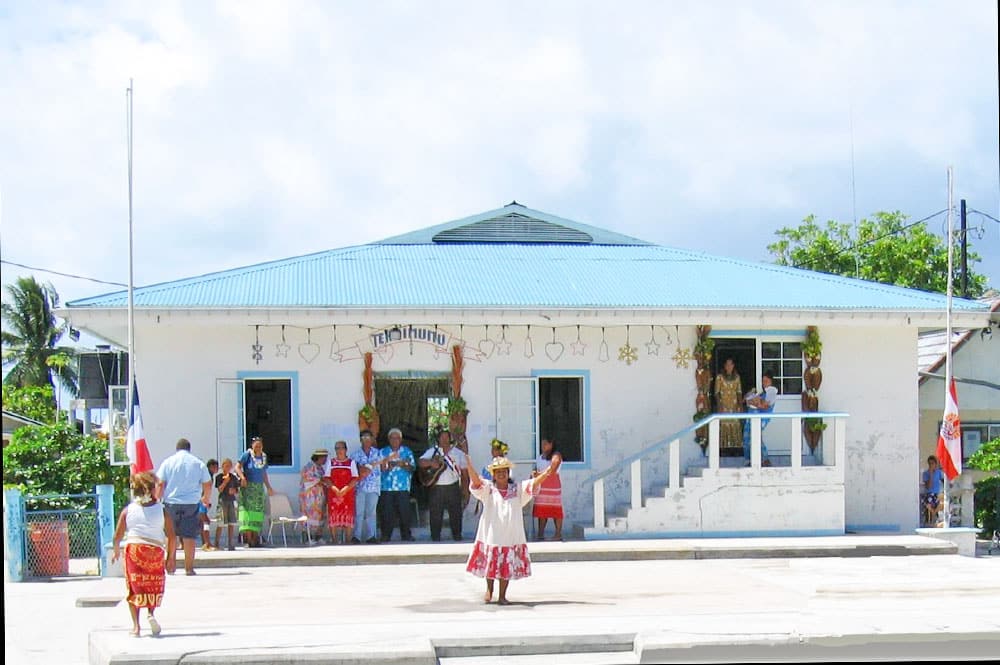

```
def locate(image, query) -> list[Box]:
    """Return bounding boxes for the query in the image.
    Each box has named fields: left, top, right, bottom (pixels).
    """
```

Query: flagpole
left=126, top=79, right=135, bottom=427
left=943, top=166, right=954, bottom=527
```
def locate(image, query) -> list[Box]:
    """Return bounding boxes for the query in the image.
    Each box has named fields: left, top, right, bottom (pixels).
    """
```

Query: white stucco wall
left=823, top=325, right=919, bottom=533
left=122, top=317, right=921, bottom=535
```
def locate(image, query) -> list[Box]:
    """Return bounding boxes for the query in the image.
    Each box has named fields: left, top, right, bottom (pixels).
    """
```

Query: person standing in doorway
left=419, top=429, right=468, bottom=542
left=378, top=428, right=415, bottom=542
left=743, top=369, right=778, bottom=466
left=351, top=429, right=384, bottom=544
left=237, top=436, right=275, bottom=548
left=533, top=438, right=564, bottom=541
left=155, top=438, right=212, bottom=575
left=714, top=357, right=744, bottom=455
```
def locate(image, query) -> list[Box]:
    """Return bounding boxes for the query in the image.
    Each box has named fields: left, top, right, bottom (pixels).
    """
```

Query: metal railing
left=586, top=411, right=849, bottom=529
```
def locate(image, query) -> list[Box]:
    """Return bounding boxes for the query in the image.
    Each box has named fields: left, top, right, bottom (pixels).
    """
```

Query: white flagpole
left=942, top=166, right=954, bottom=527
left=126, top=79, right=136, bottom=427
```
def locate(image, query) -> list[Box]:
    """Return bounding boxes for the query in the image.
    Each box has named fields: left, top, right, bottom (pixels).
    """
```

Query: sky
left=1, top=0, right=998, bottom=328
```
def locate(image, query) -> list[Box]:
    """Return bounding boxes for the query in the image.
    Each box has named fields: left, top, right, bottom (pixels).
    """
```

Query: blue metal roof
left=65, top=241, right=988, bottom=312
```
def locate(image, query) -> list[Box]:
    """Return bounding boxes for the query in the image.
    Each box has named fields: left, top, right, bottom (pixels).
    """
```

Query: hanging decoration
left=570, top=324, right=587, bottom=356
left=275, top=325, right=291, bottom=358
left=672, top=347, right=693, bottom=369
left=618, top=325, right=638, bottom=365
left=328, top=325, right=341, bottom=361
left=692, top=325, right=714, bottom=454
left=449, top=344, right=469, bottom=444
left=661, top=326, right=674, bottom=347
left=523, top=325, right=535, bottom=358
left=298, top=327, right=320, bottom=363
left=544, top=327, right=565, bottom=361
left=251, top=325, right=263, bottom=365
left=645, top=325, right=661, bottom=356
left=358, top=352, right=380, bottom=437
left=598, top=327, right=610, bottom=362
left=478, top=325, right=496, bottom=359
left=433, top=325, right=447, bottom=359
left=496, top=325, right=512, bottom=356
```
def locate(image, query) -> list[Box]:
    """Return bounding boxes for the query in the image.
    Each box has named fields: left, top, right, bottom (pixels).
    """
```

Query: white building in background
left=62, top=203, right=993, bottom=538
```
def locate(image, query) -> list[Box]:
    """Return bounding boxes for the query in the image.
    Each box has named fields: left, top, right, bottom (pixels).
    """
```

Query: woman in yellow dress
left=714, top=357, right=743, bottom=454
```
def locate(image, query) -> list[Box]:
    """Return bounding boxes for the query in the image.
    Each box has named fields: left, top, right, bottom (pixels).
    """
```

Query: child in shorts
left=199, top=459, right=220, bottom=550
left=214, top=458, right=241, bottom=550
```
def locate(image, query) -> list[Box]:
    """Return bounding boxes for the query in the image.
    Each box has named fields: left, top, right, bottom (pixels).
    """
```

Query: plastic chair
left=266, top=493, right=311, bottom=547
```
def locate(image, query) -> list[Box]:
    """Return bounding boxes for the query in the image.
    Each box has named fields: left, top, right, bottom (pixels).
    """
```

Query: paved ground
left=4, top=536, right=1000, bottom=664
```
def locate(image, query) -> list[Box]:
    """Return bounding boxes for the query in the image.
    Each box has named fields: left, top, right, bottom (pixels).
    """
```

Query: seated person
left=743, top=370, right=778, bottom=465
left=921, top=455, right=945, bottom=526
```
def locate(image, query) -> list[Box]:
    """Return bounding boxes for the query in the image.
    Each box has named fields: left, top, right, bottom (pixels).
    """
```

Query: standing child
left=199, top=459, right=219, bottom=551
left=112, top=471, right=177, bottom=637
left=214, top=458, right=241, bottom=550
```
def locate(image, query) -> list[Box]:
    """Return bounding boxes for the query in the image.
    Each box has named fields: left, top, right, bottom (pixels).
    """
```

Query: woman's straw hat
left=487, top=456, right=515, bottom=472
left=312, top=448, right=329, bottom=458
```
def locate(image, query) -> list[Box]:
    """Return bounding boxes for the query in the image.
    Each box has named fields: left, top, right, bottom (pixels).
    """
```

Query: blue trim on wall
left=710, top=329, right=807, bottom=338
left=585, top=529, right=844, bottom=540
left=531, top=369, right=591, bottom=471
left=236, top=370, right=300, bottom=474
left=845, top=524, right=902, bottom=533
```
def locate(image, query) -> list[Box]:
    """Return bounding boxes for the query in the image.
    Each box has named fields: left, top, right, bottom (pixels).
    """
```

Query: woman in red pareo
left=112, top=471, right=177, bottom=637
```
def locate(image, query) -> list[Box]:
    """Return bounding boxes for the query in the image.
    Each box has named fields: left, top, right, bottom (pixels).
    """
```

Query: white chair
left=266, top=493, right=311, bottom=547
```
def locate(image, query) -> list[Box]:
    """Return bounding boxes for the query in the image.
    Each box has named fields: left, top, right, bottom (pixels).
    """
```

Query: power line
left=0, top=259, right=127, bottom=287
left=792, top=209, right=948, bottom=270
left=969, top=208, right=1000, bottom=224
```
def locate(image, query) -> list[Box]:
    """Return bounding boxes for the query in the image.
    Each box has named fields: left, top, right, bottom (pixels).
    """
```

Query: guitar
left=417, top=447, right=448, bottom=487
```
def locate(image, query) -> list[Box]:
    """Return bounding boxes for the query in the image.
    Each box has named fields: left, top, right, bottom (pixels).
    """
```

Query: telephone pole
left=960, top=199, right=968, bottom=298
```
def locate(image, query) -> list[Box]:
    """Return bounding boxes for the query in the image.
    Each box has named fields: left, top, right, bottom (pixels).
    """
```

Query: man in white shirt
left=156, top=438, right=212, bottom=575
left=744, top=370, right=778, bottom=466
left=419, top=429, right=468, bottom=542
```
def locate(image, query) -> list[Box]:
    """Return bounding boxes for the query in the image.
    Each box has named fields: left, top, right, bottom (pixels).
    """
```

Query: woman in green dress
left=237, top=436, right=275, bottom=547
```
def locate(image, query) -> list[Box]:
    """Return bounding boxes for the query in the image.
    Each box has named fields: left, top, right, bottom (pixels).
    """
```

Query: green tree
left=1, top=276, right=78, bottom=394
left=968, top=436, right=1000, bottom=537
left=768, top=211, right=989, bottom=297
left=1, top=385, right=57, bottom=423
left=3, top=422, right=129, bottom=511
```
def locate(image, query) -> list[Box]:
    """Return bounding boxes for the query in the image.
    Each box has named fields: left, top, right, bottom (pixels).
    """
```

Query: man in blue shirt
left=156, top=438, right=212, bottom=575
left=351, top=430, right=384, bottom=544
left=378, top=428, right=415, bottom=542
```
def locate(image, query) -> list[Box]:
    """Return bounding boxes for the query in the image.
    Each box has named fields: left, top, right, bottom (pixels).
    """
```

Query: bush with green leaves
left=3, top=422, right=129, bottom=512
left=967, top=436, right=1000, bottom=537
left=1, top=384, right=57, bottom=424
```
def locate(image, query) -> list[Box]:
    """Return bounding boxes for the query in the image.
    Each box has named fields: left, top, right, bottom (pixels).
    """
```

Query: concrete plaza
left=4, top=535, right=1000, bottom=664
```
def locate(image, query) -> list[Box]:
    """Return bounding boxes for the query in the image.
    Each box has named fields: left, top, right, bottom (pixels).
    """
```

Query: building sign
left=371, top=326, right=449, bottom=349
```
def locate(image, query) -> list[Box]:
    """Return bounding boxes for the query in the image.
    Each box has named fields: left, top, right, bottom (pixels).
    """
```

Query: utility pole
left=960, top=199, right=968, bottom=298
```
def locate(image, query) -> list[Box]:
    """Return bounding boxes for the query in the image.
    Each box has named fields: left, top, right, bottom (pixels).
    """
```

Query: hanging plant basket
left=359, top=405, right=380, bottom=438
left=804, top=366, right=823, bottom=390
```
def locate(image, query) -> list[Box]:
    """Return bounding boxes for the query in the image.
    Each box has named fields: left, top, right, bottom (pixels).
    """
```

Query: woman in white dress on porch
left=463, top=452, right=555, bottom=605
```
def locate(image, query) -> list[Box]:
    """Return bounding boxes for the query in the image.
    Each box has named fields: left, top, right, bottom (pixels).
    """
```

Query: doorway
left=711, top=339, right=756, bottom=409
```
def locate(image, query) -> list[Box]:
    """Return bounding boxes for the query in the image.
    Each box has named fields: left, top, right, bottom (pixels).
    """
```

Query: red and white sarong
left=532, top=473, right=563, bottom=519
left=466, top=541, right=532, bottom=580
left=124, top=542, right=165, bottom=609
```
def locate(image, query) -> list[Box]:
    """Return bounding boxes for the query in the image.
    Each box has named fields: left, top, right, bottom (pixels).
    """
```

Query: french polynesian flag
left=935, top=378, right=962, bottom=481
left=126, top=382, right=154, bottom=474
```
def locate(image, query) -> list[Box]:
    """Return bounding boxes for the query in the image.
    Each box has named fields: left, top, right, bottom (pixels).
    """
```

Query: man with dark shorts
left=156, top=438, right=212, bottom=575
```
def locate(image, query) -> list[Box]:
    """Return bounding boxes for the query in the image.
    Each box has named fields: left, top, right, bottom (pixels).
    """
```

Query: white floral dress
left=465, top=479, right=535, bottom=580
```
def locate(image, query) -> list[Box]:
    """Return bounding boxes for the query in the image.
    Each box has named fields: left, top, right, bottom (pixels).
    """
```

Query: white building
left=62, top=203, right=993, bottom=538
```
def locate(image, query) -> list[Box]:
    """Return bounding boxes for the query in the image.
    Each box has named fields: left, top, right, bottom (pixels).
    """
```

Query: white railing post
left=835, top=417, right=847, bottom=483
left=669, top=438, right=680, bottom=490
left=751, top=417, right=762, bottom=468
left=631, top=459, right=642, bottom=511
left=709, top=419, right=720, bottom=470
left=594, top=478, right=605, bottom=529
left=791, top=416, right=802, bottom=469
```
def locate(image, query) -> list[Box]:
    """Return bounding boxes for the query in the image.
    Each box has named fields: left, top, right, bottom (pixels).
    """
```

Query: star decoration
left=646, top=340, right=661, bottom=356
left=571, top=339, right=587, bottom=356
left=672, top=347, right=693, bottom=369
left=496, top=337, right=512, bottom=356
left=618, top=343, right=639, bottom=365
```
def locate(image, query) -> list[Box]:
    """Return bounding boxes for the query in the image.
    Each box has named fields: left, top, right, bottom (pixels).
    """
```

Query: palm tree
left=1, top=276, right=78, bottom=394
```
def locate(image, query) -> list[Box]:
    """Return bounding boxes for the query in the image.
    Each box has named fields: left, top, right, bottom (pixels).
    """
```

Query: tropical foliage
left=1, top=384, right=58, bottom=423
left=968, top=436, right=1000, bottom=537
left=767, top=211, right=989, bottom=296
left=1, top=276, right=78, bottom=393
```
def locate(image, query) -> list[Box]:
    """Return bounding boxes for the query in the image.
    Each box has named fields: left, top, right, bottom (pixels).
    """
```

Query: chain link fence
left=24, top=493, right=101, bottom=578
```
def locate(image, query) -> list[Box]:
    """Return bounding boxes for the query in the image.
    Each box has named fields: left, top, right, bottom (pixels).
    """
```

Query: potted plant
left=447, top=395, right=468, bottom=440
left=694, top=337, right=715, bottom=363
left=358, top=403, right=380, bottom=438
left=803, top=326, right=822, bottom=366
left=803, top=417, right=826, bottom=451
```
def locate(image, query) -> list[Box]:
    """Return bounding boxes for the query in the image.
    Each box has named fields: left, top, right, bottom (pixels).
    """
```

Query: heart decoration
left=298, top=343, right=320, bottom=363
left=479, top=338, right=496, bottom=358
left=375, top=344, right=394, bottom=363
left=545, top=341, right=564, bottom=362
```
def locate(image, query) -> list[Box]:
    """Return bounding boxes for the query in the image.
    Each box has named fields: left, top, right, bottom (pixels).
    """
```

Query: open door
left=216, top=379, right=246, bottom=463
left=496, top=377, right=539, bottom=466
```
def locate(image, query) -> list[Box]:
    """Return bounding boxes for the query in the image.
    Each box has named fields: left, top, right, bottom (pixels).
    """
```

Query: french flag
left=935, top=378, right=962, bottom=481
left=126, top=382, right=154, bottom=474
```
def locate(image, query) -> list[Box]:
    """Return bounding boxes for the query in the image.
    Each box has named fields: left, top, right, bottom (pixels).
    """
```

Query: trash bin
left=28, top=521, right=70, bottom=576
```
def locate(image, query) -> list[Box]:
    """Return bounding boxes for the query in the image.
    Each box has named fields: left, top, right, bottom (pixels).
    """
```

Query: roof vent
left=432, top=213, right=593, bottom=244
